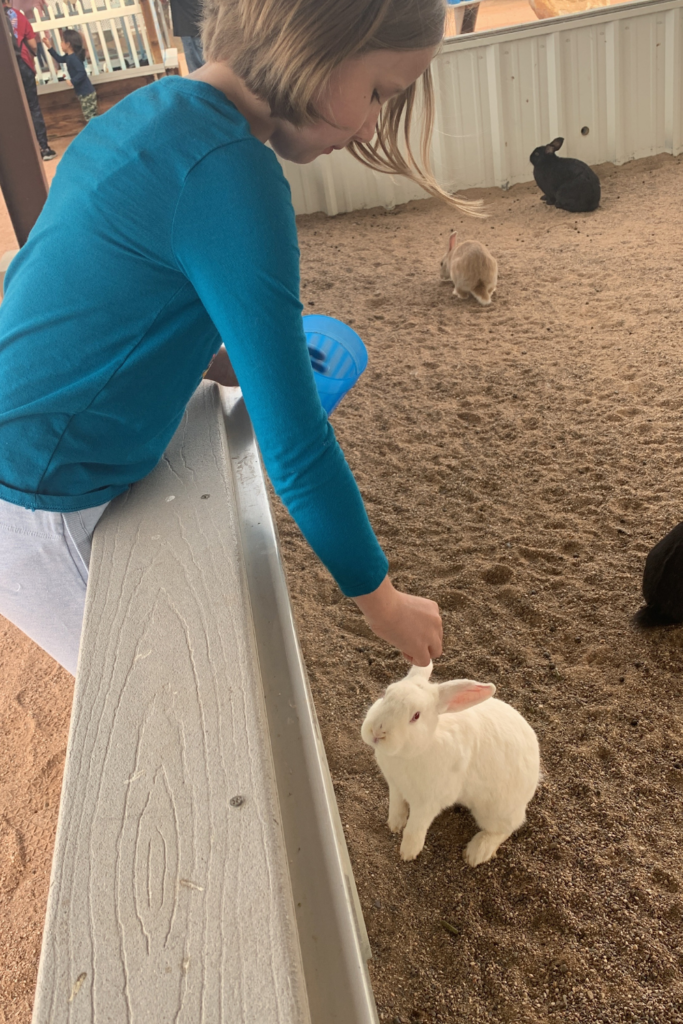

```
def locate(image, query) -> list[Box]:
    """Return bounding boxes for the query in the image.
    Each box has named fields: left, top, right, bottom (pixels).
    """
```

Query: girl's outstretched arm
left=44, top=38, right=68, bottom=63
left=172, top=136, right=441, bottom=658
left=173, top=137, right=388, bottom=599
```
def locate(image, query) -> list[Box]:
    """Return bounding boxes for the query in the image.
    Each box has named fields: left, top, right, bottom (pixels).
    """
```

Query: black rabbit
left=642, top=521, right=683, bottom=623
left=530, top=137, right=600, bottom=212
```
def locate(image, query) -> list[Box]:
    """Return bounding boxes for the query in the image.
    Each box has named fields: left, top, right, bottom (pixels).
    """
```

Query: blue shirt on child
left=0, top=78, right=388, bottom=597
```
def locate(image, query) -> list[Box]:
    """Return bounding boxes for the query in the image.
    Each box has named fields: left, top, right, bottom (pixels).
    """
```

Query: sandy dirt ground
left=280, top=152, right=683, bottom=1024
left=0, top=627, right=72, bottom=1024
left=1, top=153, right=683, bottom=1023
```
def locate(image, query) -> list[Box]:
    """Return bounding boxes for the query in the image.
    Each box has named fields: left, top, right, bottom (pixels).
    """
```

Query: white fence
left=280, top=0, right=683, bottom=215
left=24, top=0, right=171, bottom=82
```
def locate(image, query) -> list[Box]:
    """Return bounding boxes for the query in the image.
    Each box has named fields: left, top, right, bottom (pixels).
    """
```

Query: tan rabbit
left=440, top=231, right=498, bottom=306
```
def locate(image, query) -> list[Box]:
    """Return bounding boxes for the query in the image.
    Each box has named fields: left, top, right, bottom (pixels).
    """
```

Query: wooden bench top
left=32, top=382, right=377, bottom=1024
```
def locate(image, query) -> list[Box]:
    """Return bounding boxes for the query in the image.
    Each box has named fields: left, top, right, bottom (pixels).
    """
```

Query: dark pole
left=0, top=8, right=48, bottom=246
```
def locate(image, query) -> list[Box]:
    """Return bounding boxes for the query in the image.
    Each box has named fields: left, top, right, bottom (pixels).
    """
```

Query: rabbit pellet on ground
left=361, top=663, right=539, bottom=865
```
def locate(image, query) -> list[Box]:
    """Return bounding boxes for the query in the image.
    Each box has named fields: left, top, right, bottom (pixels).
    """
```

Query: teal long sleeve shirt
left=0, top=77, right=388, bottom=597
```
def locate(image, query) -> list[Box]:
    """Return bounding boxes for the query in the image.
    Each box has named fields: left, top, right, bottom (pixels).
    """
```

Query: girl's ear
left=435, top=680, right=495, bottom=714
left=448, top=232, right=457, bottom=251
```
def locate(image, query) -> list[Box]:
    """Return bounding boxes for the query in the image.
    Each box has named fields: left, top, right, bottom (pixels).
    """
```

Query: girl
left=0, top=0, right=471, bottom=676
left=43, top=29, right=97, bottom=122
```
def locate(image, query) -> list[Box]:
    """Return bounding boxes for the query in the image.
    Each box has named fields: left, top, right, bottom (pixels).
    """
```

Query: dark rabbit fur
left=530, top=137, right=600, bottom=212
left=642, top=521, right=683, bottom=623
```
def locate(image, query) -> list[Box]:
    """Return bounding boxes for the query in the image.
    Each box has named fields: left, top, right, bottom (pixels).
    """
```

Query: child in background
left=43, top=29, right=97, bottom=122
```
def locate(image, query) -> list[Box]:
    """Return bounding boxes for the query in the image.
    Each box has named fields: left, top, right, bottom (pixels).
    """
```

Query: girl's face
left=269, top=45, right=438, bottom=164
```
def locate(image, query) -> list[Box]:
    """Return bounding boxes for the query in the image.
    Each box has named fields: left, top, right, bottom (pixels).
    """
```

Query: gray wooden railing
left=31, top=381, right=378, bottom=1024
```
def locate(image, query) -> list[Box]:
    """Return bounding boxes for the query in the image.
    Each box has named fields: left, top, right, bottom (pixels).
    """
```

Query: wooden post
left=138, top=0, right=163, bottom=65
left=0, top=9, right=48, bottom=246
left=460, top=2, right=480, bottom=33
left=445, top=1, right=480, bottom=37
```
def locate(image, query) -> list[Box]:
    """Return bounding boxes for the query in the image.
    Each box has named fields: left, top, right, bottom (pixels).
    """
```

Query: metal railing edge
left=220, top=386, right=379, bottom=1024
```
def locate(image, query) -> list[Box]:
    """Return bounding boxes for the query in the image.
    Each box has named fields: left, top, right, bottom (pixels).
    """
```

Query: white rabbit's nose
left=372, top=730, right=386, bottom=744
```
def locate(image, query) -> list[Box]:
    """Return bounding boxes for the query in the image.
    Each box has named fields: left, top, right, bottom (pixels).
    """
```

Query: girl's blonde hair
left=201, top=0, right=484, bottom=216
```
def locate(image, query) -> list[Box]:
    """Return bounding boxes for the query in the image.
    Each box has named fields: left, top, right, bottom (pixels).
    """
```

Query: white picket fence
left=280, top=0, right=683, bottom=215
left=23, top=0, right=172, bottom=82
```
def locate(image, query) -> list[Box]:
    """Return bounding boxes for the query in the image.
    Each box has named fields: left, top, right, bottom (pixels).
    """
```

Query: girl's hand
left=353, top=576, right=442, bottom=667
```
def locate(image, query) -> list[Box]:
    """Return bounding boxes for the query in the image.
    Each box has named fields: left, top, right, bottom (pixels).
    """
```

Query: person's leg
left=34, top=38, right=49, bottom=74
left=79, top=93, right=98, bottom=122
left=0, top=499, right=109, bottom=675
left=18, top=60, right=49, bottom=152
left=181, top=35, right=204, bottom=73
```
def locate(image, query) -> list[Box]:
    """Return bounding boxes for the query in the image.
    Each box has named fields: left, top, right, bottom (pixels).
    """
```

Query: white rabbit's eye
left=410, top=712, right=420, bottom=723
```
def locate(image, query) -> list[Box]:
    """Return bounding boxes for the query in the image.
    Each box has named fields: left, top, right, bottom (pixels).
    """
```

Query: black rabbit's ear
left=547, top=137, right=564, bottom=152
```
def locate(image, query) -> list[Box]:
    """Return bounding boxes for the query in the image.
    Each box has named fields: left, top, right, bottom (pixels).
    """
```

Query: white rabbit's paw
left=399, top=833, right=425, bottom=861
left=387, top=807, right=409, bottom=833
left=463, top=831, right=504, bottom=867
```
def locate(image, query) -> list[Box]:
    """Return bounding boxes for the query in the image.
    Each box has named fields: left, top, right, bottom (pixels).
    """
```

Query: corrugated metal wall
left=280, top=0, right=683, bottom=216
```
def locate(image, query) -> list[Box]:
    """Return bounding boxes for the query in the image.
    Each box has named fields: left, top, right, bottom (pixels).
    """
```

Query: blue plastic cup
left=303, top=314, right=368, bottom=415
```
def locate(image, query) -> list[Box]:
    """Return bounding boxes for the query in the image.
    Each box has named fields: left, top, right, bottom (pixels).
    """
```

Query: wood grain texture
left=32, top=382, right=310, bottom=1024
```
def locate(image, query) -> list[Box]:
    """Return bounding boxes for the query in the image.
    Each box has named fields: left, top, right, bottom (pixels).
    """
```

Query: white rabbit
left=361, top=663, right=539, bottom=866
left=439, top=231, right=498, bottom=306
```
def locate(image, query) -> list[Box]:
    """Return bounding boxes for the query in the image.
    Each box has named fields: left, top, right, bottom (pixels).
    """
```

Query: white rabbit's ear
left=435, top=679, right=496, bottom=714
left=448, top=231, right=457, bottom=251
left=407, top=660, right=433, bottom=680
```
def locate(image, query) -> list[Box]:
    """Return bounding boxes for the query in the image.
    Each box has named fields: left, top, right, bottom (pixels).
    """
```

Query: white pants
left=0, top=496, right=109, bottom=675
